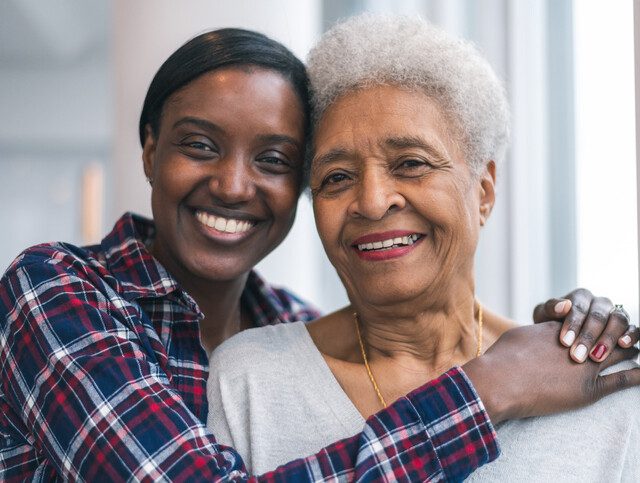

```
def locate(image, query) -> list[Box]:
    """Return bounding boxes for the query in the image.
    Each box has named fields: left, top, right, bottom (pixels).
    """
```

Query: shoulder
left=1, top=242, right=107, bottom=307
left=243, top=271, right=321, bottom=325
left=469, top=361, right=640, bottom=481
left=4, top=241, right=99, bottom=275
left=270, top=286, right=322, bottom=322
left=481, top=306, right=517, bottom=345
left=207, top=322, right=312, bottom=410
left=210, top=322, right=309, bottom=376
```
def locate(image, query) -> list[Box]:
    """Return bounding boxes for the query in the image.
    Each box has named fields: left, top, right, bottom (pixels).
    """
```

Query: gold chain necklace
left=354, top=301, right=483, bottom=409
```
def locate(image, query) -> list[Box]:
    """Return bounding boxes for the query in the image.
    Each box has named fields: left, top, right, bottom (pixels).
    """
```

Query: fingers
left=569, top=296, right=612, bottom=362
left=596, top=366, right=640, bottom=400
left=588, top=305, right=632, bottom=362
left=618, top=325, right=640, bottom=348
left=557, top=289, right=593, bottom=349
left=599, top=345, right=639, bottom=370
left=532, top=298, right=572, bottom=324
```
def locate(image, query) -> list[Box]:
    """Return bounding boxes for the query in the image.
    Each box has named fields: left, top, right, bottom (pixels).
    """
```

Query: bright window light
left=574, top=0, right=638, bottom=319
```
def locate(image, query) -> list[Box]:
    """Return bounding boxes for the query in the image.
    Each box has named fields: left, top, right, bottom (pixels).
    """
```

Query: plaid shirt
left=0, top=213, right=498, bottom=482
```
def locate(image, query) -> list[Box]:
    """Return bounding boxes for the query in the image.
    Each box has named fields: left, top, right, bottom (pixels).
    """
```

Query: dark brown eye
left=185, top=141, right=213, bottom=151
left=256, top=152, right=295, bottom=175
left=400, top=158, right=425, bottom=168
left=323, top=172, right=350, bottom=185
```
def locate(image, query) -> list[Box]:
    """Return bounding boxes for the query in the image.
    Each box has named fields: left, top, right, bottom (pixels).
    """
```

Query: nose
left=208, top=153, right=256, bottom=205
left=348, top=168, right=405, bottom=220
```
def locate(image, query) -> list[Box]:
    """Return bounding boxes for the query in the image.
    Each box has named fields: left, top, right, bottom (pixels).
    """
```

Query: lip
left=352, top=235, right=424, bottom=261
left=351, top=230, right=422, bottom=246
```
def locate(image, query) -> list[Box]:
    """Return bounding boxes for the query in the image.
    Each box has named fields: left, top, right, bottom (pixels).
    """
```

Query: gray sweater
left=207, top=321, right=640, bottom=480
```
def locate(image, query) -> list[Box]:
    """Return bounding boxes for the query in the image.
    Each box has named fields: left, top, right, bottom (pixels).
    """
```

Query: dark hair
left=138, top=28, right=311, bottom=151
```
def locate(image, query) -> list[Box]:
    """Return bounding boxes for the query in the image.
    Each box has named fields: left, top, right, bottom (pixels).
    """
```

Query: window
left=574, top=0, right=638, bottom=320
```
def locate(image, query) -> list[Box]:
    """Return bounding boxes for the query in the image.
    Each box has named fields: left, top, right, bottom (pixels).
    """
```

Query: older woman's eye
left=400, top=158, right=427, bottom=168
left=323, top=172, right=350, bottom=185
left=311, top=171, right=353, bottom=196
left=395, top=157, right=434, bottom=176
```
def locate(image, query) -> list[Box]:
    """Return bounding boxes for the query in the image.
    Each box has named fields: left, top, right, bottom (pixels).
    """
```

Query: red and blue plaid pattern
left=0, top=213, right=498, bottom=481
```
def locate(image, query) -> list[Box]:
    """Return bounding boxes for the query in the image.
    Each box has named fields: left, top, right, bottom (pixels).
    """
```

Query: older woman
left=207, top=15, right=640, bottom=480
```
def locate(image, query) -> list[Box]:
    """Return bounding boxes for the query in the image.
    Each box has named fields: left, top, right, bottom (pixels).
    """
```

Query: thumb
left=533, top=298, right=572, bottom=323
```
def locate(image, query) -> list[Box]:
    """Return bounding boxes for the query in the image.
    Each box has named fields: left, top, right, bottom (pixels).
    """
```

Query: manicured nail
left=555, top=300, right=570, bottom=314
left=574, top=344, right=588, bottom=362
left=620, top=335, right=632, bottom=346
left=591, top=343, right=606, bottom=360
left=562, top=330, right=576, bottom=346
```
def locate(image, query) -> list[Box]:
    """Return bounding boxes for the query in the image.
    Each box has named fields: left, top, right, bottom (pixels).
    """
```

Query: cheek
left=268, top=176, right=301, bottom=225
left=153, top=158, right=192, bottom=201
left=313, top=199, right=344, bottom=255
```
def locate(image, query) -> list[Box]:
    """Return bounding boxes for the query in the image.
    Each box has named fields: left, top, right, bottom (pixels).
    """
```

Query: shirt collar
left=99, top=212, right=180, bottom=301
left=99, top=213, right=294, bottom=327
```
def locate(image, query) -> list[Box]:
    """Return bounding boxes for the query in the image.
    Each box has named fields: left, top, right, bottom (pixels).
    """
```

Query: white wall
left=0, top=1, right=110, bottom=270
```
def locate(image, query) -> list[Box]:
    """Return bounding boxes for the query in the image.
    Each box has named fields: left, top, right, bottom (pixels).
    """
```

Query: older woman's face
left=310, top=86, right=495, bottom=305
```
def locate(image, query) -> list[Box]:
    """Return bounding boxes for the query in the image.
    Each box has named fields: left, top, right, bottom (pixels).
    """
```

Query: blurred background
left=0, top=0, right=637, bottom=324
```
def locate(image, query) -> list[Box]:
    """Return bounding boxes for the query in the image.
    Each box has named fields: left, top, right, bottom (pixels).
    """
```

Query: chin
left=354, top=283, right=425, bottom=307
left=186, top=255, right=254, bottom=283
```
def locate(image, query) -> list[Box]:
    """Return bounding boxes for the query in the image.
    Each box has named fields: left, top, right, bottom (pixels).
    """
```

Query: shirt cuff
left=406, top=366, right=500, bottom=481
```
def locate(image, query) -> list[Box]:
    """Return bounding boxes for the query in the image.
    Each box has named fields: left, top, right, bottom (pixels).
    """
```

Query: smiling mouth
left=195, top=210, right=256, bottom=234
left=356, top=234, right=422, bottom=252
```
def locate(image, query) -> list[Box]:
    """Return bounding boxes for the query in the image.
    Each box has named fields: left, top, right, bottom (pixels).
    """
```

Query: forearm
left=255, top=367, right=499, bottom=482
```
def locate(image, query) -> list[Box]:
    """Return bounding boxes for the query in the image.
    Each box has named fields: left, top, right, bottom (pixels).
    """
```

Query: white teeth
left=195, top=211, right=253, bottom=234
left=357, top=234, right=422, bottom=252
left=214, top=218, right=227, bottom=231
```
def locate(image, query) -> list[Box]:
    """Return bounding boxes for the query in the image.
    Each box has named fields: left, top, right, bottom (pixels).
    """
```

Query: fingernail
left=620, top=335, right=632, bottom=346
left=555, top=300, right=570, bottom=314
left=574, top=344, right=588, bottom=362
left=562, top=330, right=576, bottom=346
left=591, top=343, right=606, bottom=360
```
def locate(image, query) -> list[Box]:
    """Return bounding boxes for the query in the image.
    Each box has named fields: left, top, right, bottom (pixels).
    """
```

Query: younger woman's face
left=143, top=67, right=305, bottom=284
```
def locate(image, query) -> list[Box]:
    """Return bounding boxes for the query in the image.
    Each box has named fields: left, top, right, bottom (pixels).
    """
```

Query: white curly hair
left=306, top=13, right=510, bottom=173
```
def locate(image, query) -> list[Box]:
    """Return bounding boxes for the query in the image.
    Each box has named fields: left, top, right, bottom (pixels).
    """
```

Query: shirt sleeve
left=0, top=253, right=498, bottom=482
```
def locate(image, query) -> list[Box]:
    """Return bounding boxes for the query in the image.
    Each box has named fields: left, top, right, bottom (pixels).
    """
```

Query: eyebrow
left=311, top=148, right=351, bottom=170
left=172, top=117, right=220, bottom=132
left=255, top=134, right=302, bottom=152
left=385, top=135, right=449, bottom=163
left=172, top=118, right=301, bottom=151
left=312, top=135, right=450, bottom=170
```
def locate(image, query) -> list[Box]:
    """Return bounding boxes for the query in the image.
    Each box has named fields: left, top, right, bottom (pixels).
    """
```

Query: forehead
left=312, top=85, right=459, bottom=160
left=162, top=67, right=304, bottom=132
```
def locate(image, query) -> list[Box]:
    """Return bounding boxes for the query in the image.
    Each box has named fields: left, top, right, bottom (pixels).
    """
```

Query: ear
left=478, top=160, right=496, bottom=226
left=142, top=124, right=157, bottom=183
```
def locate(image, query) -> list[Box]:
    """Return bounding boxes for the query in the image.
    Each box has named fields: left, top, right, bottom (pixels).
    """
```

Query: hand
left=463, top=322, right=640, bottom=424
left=532, top=288, right=639, bottom=363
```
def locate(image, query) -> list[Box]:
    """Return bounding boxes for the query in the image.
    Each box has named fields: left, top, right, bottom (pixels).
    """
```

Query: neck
left=355, top=289, right=479, bottom=374
left=183, top=274, right=249, bottom=353
left=149, top=243, right=249, bottom=354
